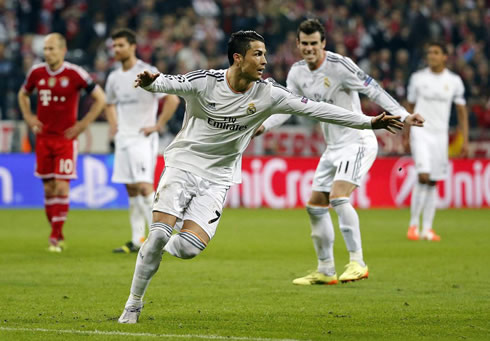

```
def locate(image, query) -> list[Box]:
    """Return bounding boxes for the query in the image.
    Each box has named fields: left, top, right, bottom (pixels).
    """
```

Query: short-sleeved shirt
left=407, top=67, right=466, bottom=134
left=105, top=60, right=166, bottom=143
left=22, top=62, right=95, bottom=138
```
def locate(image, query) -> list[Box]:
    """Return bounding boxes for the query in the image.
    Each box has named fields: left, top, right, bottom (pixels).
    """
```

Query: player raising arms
left=105, top=28, right=180, bottom=254
left=256, top=19, right=424, bottom=285
left=18, top=33, right=106, bottom=252
left=405, top=42, right=469, bottom=242
left=118, top=30, right=404, bottom=324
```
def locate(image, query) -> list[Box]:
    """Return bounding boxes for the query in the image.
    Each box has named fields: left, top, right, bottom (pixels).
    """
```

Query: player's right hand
left=134, top=70, right=160, bottom=88
left=140, top=125, right=159, bottom=136
left=371, top=112, right=404, bottom=134
left=26, top=116, right=43, bottom=134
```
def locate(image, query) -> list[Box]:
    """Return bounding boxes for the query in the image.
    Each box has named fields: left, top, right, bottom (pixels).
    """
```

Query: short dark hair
left=227, top=30, right=265, bottom=65
left=111, top=28, right=137, bottom=45
left=297, top=19, right=325, bottom=41
left=427, top=41, right=448, bottom=55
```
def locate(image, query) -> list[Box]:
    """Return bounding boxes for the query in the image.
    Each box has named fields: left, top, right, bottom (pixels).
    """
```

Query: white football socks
left=409, top=182, right=428, bottom=228
left=126, top=222, right=173, bottom=308
left=422, top=185, right=437, bottom=235
left=331, top=197, right=365, bottom=267
left=306, top=205, right=336, bottom=276
left=129, top=196, right=145, bottom=247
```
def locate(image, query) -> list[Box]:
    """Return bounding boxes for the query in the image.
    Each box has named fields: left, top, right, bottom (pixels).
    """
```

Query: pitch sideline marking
left=0, top=326, right=309, bottom=341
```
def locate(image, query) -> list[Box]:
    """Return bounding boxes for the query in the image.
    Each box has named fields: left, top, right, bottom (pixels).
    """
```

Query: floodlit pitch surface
left=0, top=208, right=488, bottom=340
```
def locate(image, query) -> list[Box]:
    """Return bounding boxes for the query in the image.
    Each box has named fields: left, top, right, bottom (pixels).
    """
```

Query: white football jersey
left=144, top=69, right=374, bottom=185
left=407, top=67, right=465, bottom=133
left=263, top=51, right=410, bottom=149
left=105, top=60, right=166, bottom=139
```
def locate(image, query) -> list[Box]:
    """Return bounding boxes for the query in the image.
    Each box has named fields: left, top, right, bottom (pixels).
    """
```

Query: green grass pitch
left=0, top=208, right=489, bottom=340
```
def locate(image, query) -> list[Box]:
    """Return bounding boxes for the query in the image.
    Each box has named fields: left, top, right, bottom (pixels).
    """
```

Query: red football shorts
left=35, top=136, right=78, bottom=180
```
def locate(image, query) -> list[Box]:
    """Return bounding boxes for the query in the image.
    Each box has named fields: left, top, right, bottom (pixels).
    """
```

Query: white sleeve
left=340, top=56, right=410, bottom=121
left=270, top=84, right=372, bottom=130
left=406, top=74, right=417, bottom=104
left=143, top=72, right=200, bottom=97
left=261, top=72, right=300, bottom=131
left=105, top=73, right=117, bottom=105
left=453, top=76, right=466, bottom=105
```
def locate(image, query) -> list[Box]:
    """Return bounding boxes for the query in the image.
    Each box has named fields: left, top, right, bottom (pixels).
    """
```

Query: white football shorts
left=112, top=133, right=158, bottom=184
left=410, top=127, right=448, bottom=181
left=312, top=139, right=378, bottom=193
left=153, top=166, right=229, bottom=239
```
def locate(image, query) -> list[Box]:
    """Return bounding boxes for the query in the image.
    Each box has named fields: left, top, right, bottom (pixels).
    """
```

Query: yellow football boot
left=292, top=271, right=338, bottom=285
left=339, top=261, right=368, bottom=283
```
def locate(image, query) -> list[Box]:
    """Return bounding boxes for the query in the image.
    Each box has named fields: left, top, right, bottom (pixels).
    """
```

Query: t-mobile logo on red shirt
left=39, top=89, right=52, bottom=106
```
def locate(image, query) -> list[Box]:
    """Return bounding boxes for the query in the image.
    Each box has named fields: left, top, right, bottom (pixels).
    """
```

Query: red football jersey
left=22, top=62, right=95, bottom=138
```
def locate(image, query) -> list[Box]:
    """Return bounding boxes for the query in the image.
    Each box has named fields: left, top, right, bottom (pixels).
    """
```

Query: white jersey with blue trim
left=105, top=59, right=166, bottom=140
left=407, top=67, right=465, bottom=134
left=263, top=51, right=410, bottom=149
left=143, top=68, right=374, bottom=185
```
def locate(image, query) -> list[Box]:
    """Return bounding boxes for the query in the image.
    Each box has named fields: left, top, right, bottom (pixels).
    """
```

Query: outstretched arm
left=271, top=86, right=403, bottom=133
left=135, top=70, right=199, bottom=96
left=340, top=56, right=424, bottom=127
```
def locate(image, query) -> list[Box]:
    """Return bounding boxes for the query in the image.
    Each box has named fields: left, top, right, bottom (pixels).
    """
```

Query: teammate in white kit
left=105, top=29, right=180, bottom=253
left=258, top=19, right=424, bottom=285
left=405, top=41, right=468, bottom=242
left=118, top=30, right=405, bottom=324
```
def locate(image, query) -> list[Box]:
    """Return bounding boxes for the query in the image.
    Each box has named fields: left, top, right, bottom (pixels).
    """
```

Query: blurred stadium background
left=0, top=1, right=489, bottom=340
left=0, top=0, right=488, bottom=209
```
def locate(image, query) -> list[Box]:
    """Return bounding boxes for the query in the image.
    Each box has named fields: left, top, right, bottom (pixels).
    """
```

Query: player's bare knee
left=54, top=180, right=70, bottom=196
left=126, top=184, right=139, bottom=197
left=164, top=231, right=207, bottom=259
left=43, top=179, right=56, bottom=196
left=139, top=183, right=154, bottom=197
left=308, top=191, right=329, bottom=206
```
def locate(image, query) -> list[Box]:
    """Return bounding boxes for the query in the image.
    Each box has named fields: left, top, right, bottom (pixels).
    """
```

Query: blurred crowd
left=1, top=0, right=489, bottom=136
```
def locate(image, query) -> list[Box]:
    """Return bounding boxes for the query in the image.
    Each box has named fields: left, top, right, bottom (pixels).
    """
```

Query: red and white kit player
left=18, top=33, right=106, bottom=252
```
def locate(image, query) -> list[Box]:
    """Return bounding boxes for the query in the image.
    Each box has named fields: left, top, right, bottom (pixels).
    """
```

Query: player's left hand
left=65, top=122, right=86, bottom=139
left=140, top=125, right=160, bottom=136
left=371, top=112, right=404, bottom=134
left=404, top=113, right=425, bottom=127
